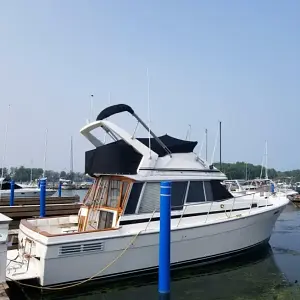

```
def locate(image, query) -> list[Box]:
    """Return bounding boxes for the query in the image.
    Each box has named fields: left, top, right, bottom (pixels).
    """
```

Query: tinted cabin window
left=204, top=181, right=213, bottom=201
left=171, top=182, right=188, bottom=210
left=124, top=182, right=144, bottom=215
left=211, top=180, right=233, bottom=201
left=186, top=181, right=205, bottom=203
left=138, top=183, right=160, bottom=213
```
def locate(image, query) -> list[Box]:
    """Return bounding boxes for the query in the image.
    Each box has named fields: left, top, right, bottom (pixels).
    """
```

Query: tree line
left=0, top=166, right=89, bottom=183
left=215, top=162, right=300, bottom=182
left=1, top=162, right=300, bottom=183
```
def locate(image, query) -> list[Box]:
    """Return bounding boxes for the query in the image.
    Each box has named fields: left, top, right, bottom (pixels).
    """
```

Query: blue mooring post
left=10, top=180, right=15, bottom=207
left=40, top=179, right=46, bottom=217
left=159, top=181, right=171, bottom=300
left=271, top=182, right=275, bottom=193
left=58, top=180, right=62, bottom=197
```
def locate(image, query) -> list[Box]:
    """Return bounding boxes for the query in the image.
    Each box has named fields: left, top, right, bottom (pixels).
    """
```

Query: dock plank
left=0, top=195, right=79, bottom=206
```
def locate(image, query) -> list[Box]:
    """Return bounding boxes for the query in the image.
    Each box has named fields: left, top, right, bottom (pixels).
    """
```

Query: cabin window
left=124, top=182, right=144, bottom=215
left=106, top=180, right=121, bottom=208
left=138, top=182, right=160, bottom=213
left=98, top=210, right=114, bottom=229
left=204, top=181, right=213, bottom=202
left=94, top=178, right=110, bottom=206
left=171, top=181, right=188, bottom=210
left=120, top=181, right=130, bottom=207
left=211, top=180, right=233, bottom=201
left=186, top=181, right=205, bottom=203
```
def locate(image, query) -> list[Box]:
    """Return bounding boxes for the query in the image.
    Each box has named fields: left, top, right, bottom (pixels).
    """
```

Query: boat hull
left=37, top=205, right=283, bottom=286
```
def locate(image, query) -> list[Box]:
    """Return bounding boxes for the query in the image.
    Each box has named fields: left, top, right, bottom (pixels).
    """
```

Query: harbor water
left=11, top=197, right=300, bottom=300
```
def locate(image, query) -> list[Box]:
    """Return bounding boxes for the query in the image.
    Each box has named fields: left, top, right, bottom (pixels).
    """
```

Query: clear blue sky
left=0, top=1, right=299, bottom=172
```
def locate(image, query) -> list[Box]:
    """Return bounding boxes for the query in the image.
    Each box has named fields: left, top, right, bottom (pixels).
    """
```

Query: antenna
left=43, top=128, right=48, bottom=178
left=185, top=124, right=191, bottom=140
left=198, top=135, right=205, bottom=158
left=1, top=104, right=10, bottom=179
left=205, top=128, right=208, bottom=161
left=210, top=124, right=219, bottom=165
left=147, top=68, right=151, bottom=159
left=103, top=92, right=112, bottom=144
left=89, top=94, right=94, bottom=123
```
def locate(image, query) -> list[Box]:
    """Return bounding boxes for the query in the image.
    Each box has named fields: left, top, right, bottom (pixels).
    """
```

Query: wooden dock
left=289, top=194, right=300, bottom=208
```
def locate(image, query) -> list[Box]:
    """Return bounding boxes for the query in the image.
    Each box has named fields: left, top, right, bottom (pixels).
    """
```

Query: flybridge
left=81, top=104, right=200, bottom=176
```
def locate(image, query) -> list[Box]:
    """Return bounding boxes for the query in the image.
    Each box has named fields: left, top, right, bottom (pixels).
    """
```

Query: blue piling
left=58, top=181, right=62, bottom=197
left=10, top=180, right=14, bottom=207
left=40, top=179, right=46, bottom=217
left=271, top=182, right=275, bottom=193
left=159, top=181, right=171, bottom=299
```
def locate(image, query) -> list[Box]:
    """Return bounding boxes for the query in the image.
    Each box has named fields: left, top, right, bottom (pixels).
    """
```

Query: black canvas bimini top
left=85, top=135, right=197, bottom=176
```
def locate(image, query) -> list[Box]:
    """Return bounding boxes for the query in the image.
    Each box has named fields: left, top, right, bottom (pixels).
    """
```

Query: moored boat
left=0, top=177, right=56, bottom=199
left=6, top=104, right=289, bottom=287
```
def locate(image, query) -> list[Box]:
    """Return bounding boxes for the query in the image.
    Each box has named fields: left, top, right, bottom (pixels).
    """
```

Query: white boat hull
left=11, top=200, right=285, bottom=286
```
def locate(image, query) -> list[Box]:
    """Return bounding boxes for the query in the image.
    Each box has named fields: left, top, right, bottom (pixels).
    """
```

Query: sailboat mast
left=30, top=159, right=33, bottom=183
left=219, top=121, right=222, bottom=170
left=265, top=140, right=268, bottom=179
left=70, top=136, right=74, bottom=181
left=205, top=128, right=208, bottom=161
left=43, top=129, right=48, bottom=178
left=147, top=68, right=152, bottom=159
left=1, top=104, right=11, bottom=179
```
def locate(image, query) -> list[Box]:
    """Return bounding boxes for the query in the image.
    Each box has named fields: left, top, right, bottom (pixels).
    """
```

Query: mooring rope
left=6, top=230, right=141, bottom=290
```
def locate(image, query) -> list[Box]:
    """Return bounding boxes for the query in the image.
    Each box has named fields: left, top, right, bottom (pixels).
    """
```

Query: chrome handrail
left=177, top=206, right=187, bottom=227
left=205, top=201, right=214, bottom=223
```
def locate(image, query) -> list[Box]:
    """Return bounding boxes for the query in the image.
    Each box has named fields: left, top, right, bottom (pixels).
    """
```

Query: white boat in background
left=0, top=177, right=56, bottom=198
left=78, top=181, right=93, bottom=189
left=59, top=179, right=76, bottom=190
left=225, top=178, right=298, bottom=198
left=6, top=104, right=289, bottom=287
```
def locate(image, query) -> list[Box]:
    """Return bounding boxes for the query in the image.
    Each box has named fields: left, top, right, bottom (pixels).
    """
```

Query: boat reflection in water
left=19, top=243, right=298, bottom=300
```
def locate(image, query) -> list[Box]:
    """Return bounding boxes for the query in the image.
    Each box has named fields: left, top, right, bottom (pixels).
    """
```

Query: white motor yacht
left=6, top=104, right=289, bottom=287
left=0, top=178, right=56, bottom=199
left=59, top=179, right=76, bottom=190
left=225, top=178, right=298, bottom=198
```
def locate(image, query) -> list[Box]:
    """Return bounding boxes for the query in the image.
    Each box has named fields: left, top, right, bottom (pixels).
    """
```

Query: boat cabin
left=0, top=178, right=22, bottom=190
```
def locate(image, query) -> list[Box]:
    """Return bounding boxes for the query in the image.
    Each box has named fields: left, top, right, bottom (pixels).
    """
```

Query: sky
left=0, top=0, right=300, bottom=173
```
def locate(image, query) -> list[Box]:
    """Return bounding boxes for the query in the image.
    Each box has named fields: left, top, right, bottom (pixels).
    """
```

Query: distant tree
left=60, top=171, right=67, bottom=178
left=0, top=167, right=9, bottom=178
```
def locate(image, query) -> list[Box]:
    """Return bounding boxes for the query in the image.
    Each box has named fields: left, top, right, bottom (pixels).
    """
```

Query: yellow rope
left=7, top=230, right=141, bottom=290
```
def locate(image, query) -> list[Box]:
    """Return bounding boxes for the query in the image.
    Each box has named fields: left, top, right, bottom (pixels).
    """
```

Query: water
left=52, top=189, right=88, bottom=202
left=11, top=203, right=300, bottom=300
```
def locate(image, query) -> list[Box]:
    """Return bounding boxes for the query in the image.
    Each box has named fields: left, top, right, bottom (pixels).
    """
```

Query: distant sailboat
left=60, top=136, right=76, bottom=190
